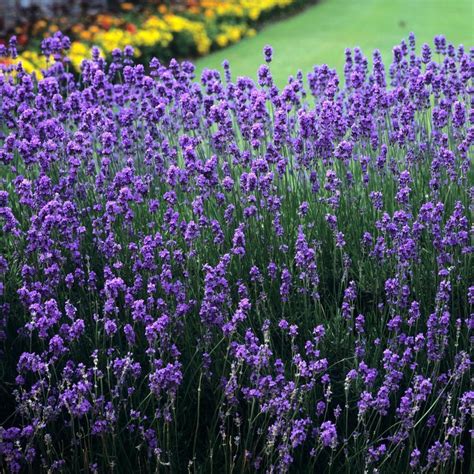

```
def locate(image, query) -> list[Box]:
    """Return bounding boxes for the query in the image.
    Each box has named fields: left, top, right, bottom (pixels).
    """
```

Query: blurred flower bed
left=1, top=0, right=312, bottom=76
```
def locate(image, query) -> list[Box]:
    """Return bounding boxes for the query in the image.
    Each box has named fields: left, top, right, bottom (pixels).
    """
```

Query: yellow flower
left=68, top=41, right=103, bottom=72
left=6, top=50, right=49, bottom=79
left=216, top=34, right=228, bottom=48
left=164, top=14, right=211, bottom=55
left=248, top=7, right=259, bottom=21
left=143, top=15, right=168, bottom=30
left=246, top=28, right=257, bottom=38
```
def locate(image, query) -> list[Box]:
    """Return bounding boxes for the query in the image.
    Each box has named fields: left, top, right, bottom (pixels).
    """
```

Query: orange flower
left=120, top=2, right=134, bottom=11
left=18, top=34, right=28, bottom=46
left=79, top=31, right=93, bottom=41
left=71, top=24, right=84, bottom=34
left=97, top=14, right=118, bottom=30
left=33, top=19, right=47, bottom=32
left=126, top=23, right=137, bottom=34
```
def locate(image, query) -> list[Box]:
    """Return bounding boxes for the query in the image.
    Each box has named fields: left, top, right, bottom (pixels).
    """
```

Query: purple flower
left=319, top=421, right=337, bottom=448
left=263, top=45, right=273, bottom=63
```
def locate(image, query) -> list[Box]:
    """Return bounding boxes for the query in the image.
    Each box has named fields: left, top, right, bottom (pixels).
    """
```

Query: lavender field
left=0, top=33, right=472, bottom=473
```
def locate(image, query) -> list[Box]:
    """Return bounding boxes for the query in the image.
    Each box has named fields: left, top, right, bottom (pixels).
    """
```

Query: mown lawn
left=196, top=0, right=473, bottom=85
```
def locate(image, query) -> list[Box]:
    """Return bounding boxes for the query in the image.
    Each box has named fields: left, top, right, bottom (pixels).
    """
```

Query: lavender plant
left=0, top=32, right=472, bottom=473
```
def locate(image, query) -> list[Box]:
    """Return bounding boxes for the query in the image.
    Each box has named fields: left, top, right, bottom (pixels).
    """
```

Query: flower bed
left=0, top=33, right=472, bottom=473
left=1, top=0, right=313, bottom=76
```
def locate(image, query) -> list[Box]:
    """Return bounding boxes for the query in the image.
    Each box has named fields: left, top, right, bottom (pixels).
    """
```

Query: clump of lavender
left=0, top=32, right=472, bottom=473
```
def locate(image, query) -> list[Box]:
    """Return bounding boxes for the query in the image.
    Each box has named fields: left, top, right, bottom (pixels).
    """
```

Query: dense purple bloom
left=0, top=33, right=471, bottom=474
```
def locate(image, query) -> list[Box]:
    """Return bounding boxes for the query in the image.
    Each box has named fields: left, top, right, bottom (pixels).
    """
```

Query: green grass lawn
left=195, top=0, right=473, bottom=85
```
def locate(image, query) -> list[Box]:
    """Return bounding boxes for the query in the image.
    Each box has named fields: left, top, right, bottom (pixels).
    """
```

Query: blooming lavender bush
left=0, top=32, right=472, bottom=473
